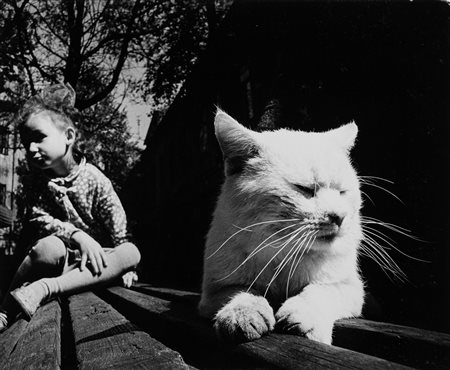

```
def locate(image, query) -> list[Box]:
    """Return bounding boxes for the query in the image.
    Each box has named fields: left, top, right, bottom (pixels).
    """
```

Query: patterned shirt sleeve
left=93, top=174, right=129, bottom=246
left=22, top=173, right=79, bottom=243
left=28, top=205, right=79, bottom=242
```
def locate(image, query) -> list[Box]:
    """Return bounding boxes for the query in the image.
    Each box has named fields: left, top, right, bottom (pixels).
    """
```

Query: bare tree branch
left=27, top=2, right=68, bottom=48
left=64, top=0, right=85, bottom=88
left=10, top=0, right=36, bottom=93
left=82, top=0, right=111, bottom=40
left=13, top=1, right=60, bottom=87
left=78, top=0, right=142, bottom=109
left=34, top=34, right=66, bottom=61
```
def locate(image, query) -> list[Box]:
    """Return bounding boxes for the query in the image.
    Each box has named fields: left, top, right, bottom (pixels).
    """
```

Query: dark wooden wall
left=123, top=0, right=450, bottom=333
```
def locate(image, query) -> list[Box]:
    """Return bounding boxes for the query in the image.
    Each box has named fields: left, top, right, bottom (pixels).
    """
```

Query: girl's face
left=21, top=111, right=73, bottom=172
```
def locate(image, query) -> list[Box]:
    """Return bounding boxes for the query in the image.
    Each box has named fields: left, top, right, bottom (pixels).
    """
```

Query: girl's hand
left=122, top=271, right=138, bottom=288
left=71, top=230, right=108, bottom=275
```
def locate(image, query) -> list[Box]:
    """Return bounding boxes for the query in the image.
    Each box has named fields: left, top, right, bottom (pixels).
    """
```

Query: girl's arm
left=93, top=176, right=138, bottom=286
left=23, top=172, right=87, bottom=243
left=30, top=205, right=108, bottom=275
left=29, top=205, right=80, bottom=242
left=93, top=176, right=129, bottom=247
left=21, top=173, right=79, bottom=242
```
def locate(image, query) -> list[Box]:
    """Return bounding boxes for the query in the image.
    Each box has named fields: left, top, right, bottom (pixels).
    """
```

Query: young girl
left=0, top=83, right=140, bottom=332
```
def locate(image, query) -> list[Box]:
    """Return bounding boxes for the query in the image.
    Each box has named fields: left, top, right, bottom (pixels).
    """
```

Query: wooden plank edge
left=131, top=283, right=200, bottom=304
left=133, top=283, right=450, bottom=369
left=336, top=318, right=450, bottom=345
left=0, top=318, right=29, bottom=368
left=334, top=319, right=450, bottom=369
left=100, top=286, right=412, bottom=370
left=3, top=300, right=61, bottom=369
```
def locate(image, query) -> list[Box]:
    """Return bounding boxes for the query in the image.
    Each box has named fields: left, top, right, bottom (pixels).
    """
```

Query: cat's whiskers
left=264, top=224, right=308, bottom=249
left=358, top=176, right=404, bottom=204
left=359, top=214, right=429, bottom=282
left=361, top=216, right=429, bottom=258
left=245, top=223, right=308, bottom=264
left=359, top=175, right=395, bottom=184
left=362, top=225, right=397, bottom=250
left=359, top=247, right=400, bottom=284
left=207, top=218, right=301, bottom=259
left=356, top=178, right=428, bottom=282
left=289, top=230, right=318, bottom=281
left=246, top=225, right=310, bottom=294
left=362, top=216, right=426, bottom=243
left=285, top=229, right=315, bottom=280
left=293, top=230, right=317, bottom=272
left=285, top=230, right=318, bottom=298
left=360, top=190, right=375, bottom=206
left=216, top=222, right=306, bottom=282
left=235, top=224, right=308, bottom=280
left=362, top=232, right=408, bottom=282
left=278, top=230, right=313, bottom=276
left=360, top=234, right=408, bottom=283
left=264, top=229, right=313, bottom=297
left=361, top=232, right=400, bottom=268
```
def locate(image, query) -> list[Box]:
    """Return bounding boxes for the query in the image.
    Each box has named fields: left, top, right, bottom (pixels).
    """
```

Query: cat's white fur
left=199, top=110, right=365, bottom=344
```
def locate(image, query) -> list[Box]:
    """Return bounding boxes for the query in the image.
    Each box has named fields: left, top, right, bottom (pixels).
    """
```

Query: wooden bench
left=1, top=283, right=449, bottom=369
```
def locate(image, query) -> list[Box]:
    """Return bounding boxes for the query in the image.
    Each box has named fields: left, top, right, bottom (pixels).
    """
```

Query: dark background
left=125, top=0, right=450, bottom=333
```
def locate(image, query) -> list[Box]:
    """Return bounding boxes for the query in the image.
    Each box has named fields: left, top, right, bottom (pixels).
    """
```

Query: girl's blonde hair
left=16, top=83, right=83, bottom=160
left=16, top=83, right=78, bottom=130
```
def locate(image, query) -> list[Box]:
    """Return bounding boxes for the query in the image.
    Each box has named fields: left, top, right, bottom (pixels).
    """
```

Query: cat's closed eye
left=294, top=184, right=315, bottom=197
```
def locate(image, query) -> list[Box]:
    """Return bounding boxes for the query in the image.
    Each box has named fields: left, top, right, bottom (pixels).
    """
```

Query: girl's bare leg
left=0, top=236, right=66, bottom=318
left=11, top=242, right=140, bottom=318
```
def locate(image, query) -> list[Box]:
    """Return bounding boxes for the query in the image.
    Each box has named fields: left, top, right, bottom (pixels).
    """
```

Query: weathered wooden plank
left=100, top=286, right=250, bottom=368
left=334, top=318, right=450, bottom=370
left=99, top=286, right=213, bottom=341
left=131, top=283, right=200, bottom=304
left=67, top=291, right=190, bottom=369
left=100, top=286, right=411, bottom=369
left=235, top=333, right=412, bottom=370
left=0, top=317, right=29, bottom=368
left=3, top=300, right=61, bottom=369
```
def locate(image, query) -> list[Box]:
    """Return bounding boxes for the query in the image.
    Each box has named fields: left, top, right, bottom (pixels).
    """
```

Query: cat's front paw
left=214, top=292, right=275, bottom=343
left=275, top=295, right=334, bottom=344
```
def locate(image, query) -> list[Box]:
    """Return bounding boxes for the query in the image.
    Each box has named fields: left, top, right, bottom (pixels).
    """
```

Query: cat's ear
left=328, top=121, right=358, bottom=151
left=214, top=109, right=260, bottom=176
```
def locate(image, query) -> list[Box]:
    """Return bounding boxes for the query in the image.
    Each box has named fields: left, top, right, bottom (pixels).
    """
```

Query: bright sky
left=126, top=101, right=152, bottom=149
left=119, top=62, right=152, bottom=149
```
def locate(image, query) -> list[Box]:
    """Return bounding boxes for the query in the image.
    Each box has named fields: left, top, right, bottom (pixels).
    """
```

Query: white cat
left=199, top=110, right=365, bottom=345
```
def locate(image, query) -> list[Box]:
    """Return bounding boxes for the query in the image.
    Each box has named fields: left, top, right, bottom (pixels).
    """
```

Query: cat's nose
left=328, top=213, right=344, bottom=227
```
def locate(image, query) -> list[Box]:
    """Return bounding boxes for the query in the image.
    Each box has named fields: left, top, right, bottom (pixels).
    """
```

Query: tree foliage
left=0, top=0, right=232, bottom=193
left=78, top=96, right=141, bottom=192
left=1, top=0, right=231, bottom=114
left=0, top=2, right=29, bottom=119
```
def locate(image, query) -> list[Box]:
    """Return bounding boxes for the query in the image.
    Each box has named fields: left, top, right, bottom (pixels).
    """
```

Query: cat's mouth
left=315, top=224, right=340, bottom=240
left=318, top=233, right=338, bottom=242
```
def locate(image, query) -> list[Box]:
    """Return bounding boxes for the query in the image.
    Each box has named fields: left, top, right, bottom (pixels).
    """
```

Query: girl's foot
left=10, top=282, right=48, bottom=319
left=0, top=311, right=8, bottom=333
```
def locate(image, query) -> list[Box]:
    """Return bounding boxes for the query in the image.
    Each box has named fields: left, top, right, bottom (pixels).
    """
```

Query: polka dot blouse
left=23, top=158, right=129, bottom=247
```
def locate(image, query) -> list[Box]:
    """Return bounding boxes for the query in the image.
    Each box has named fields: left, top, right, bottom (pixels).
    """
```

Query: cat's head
left=214, top=109, right=362, bottom=254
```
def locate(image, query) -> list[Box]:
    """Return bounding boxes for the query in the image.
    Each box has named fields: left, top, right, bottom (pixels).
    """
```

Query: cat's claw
left=214, top=292, right=275, bottom=343
left=275, top=296, right=334, bottom=345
